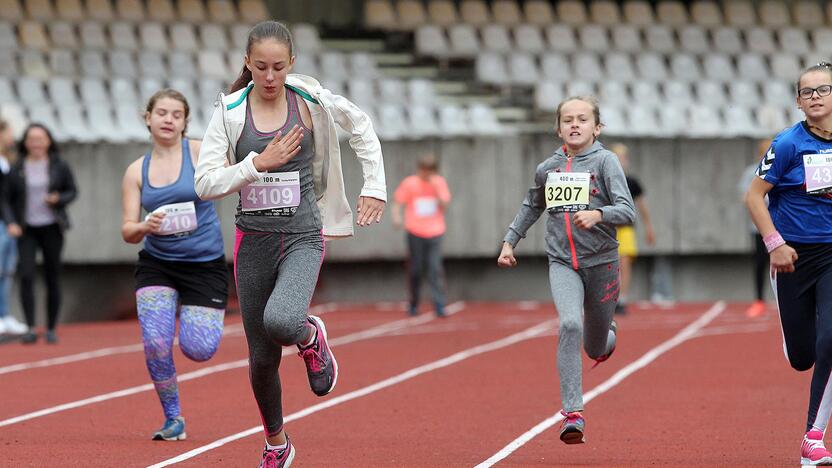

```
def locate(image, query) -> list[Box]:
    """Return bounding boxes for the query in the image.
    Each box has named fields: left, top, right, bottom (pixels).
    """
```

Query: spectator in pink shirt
left=392, top=154, right=451, bottom=317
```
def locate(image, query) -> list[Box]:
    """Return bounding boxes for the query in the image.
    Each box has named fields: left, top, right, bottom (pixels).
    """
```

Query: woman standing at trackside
left=6, top=123, right=77, bottom=344
left=497, top=95, right=634, bottom=445
left=194, top=21, right=386, bottom=468
left=746, top=61, right=832, bottom=466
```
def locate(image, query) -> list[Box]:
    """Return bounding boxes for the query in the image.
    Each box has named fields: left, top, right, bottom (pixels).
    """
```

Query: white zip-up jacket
left=194, top=74, right=387, bottom=238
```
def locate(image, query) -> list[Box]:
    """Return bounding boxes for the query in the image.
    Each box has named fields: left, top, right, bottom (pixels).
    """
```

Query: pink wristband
left=763, top=232, right=786, bottom=253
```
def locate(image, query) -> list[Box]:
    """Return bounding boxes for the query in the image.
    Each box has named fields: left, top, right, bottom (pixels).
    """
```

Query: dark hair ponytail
left=229, top=21, right=295, bottom=93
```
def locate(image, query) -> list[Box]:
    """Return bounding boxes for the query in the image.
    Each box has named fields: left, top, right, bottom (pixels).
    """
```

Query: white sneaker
left=3, top=316, right=27, bottom=335
left=0, top=319, right=7, bottom=334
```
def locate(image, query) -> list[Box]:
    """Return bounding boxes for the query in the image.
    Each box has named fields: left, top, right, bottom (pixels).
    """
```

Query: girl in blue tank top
left=120, top=89, right=228, bottom=442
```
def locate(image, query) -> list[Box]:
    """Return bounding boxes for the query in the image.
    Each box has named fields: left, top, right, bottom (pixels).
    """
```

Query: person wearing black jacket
left=5, top=124, right=77, bottom=344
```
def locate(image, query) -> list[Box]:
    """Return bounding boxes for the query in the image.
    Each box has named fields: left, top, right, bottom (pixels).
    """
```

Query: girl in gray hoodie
left=498, top=96, right=635, bottom=445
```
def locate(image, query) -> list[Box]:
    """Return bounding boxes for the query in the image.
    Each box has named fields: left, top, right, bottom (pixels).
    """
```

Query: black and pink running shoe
left=259, top=435, right=295, bottom=468
left=297, top=315, right=339, bottom=397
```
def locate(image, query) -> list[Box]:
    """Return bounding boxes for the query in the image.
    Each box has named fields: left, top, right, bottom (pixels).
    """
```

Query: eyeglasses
left=798, top=84, right=832, bottom=100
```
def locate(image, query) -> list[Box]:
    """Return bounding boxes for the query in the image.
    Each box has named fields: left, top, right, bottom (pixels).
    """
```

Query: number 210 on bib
left=545, top=172, right=590, bottom=212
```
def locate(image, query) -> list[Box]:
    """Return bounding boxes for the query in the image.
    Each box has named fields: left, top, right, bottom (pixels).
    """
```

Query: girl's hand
left=573, top=210, right=602, bottom=230
left=770, top=244, right=798, bottom=274
left=253, top=125, right=304, bottom=172
left=144, top=212, right=166, bottom=235
left=497, top=242, right=517, bottom=268
left=7, top=223, right=22, bottom=238
left=45, top=192, right=61, bottom=206
left=356, top=197, right=385, bottom=226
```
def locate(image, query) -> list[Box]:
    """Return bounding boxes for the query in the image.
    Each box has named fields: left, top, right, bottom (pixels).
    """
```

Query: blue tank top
left=758, top=121, right=832, bottom=243
left=141, top=139, right=224, bottom=262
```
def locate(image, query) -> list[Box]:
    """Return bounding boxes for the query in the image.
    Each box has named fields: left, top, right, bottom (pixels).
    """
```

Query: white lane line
left=0, top=302, right=463, bottom=429
left=147, top=319, right=556, bottom=467
left=0, top=303, right=337, bottom=376
left=475, top=301, right=726, bottom=468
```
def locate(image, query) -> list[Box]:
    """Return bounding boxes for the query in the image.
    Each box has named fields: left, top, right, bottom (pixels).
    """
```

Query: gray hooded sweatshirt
left=504, top=141, right=636, bottom=269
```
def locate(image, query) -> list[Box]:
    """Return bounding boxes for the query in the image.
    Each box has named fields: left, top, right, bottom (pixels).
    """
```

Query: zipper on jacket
left=563, top=154, right=580, bottom=270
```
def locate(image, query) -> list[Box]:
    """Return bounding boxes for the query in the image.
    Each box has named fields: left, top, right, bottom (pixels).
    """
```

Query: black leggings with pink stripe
left=234, top=228, right=324, bottom=437
left=773, top=242, right=832, bottom=433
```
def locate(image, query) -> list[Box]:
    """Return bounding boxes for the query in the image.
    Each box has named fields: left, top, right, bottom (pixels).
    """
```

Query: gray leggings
left=549, top=260, right=619, bottom=412
left=234, top=228, right=324, bottom=437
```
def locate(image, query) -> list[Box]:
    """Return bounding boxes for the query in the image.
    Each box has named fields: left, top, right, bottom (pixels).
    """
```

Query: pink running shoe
left=559, top=410, right=586, bottom=444
left=259, top=436, right=295, bottom=468
left=591, top=320, right=617, bottom=369
left=297, top=315, right=339, bottom=396
left=801, top=430, right=832, bottom=465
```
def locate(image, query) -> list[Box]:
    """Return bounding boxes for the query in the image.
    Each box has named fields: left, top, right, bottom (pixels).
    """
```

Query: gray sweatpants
left=234, top=228, right=324, bottom=437
left=549, top=260, right=619, bottom=412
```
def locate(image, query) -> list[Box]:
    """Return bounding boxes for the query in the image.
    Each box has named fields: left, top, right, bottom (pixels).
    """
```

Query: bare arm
left=635, top=196, right=656, bottom=245
left=391, top=201, right=404, bottom=228
left=745, top=176, right=798, bottom=273
left=121, top=159, right=162, bottom=243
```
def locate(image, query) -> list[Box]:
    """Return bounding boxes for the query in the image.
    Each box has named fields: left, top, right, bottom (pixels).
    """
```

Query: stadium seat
left=438, top=104, right=471, bottom=136
left=168, top=51, right=197, bottom=78
left=663, top=81, right=694, bottom=108
left=557, top=0, right=588, bottom=25
left=629, top=104, right=661, bottom=137
left=80, top=21, right=107, bottom=49
left=48, top=22, right=78, bottom=49
left=415, top=25, right=449, bottom=58
left=702, top=53, right=736, bottom=81
left=49, top=49, right=77, bottom=77
left=475, top=53, right=508, bottom=86
left=0, top=50, right=15, bottom=77
left=723, top=105, right=758, bottom=137
left=644, top=25, right=676, bottom=53
left=602, top=106, right=628, bottom=135
left=397, top=0, right=427, bottom=30
left=80, top=50, right=108, bottom=77
left=598, top=80, right=631, bottom=108
left=759, top=0, right=790, bottom=28
left=578, top=24, right=609, bottom=53
left=728, top=81, right=760, bottom=104
left=291, top=54, right=318, bottom=77
left=319, top=51, right=347, bottom=78
left=238, top=0, right=268, bottom=23
left=669, top=53, right=703, bottom=82
left=540, top=52, right=571, bottom=80
left=198, top=50, right=229, bottom=80
left=0, top=22, right=17, bottom=49
left=178, top=0, right=206, bottom=23
left=482, top=24, right=512, bottom=53
left=523, top=0, right=554, bottom=25
left=631, top=81, right=662, bottom=107
left=449, top=24, right=480, bottom=57
left=736, top=54, right=769, bottom=83
left=492, top=0, right=521, bottom=26
left=169, top=23, right=199, bottom=52
left=690, top=0, right=722, bottom=26
left=109, top=22, right=139, bottom=50
left=427, top=0, right=458, bottom=27
left=622, top=0, right=654, bottom=26
left=116, top=0, right=145, bottom=21
left=778, top=27, right=811, bottom=55
left=694, top=80, right=728, bottom=106
left=140, top=23, right=169, bottom=51
left=589, top=0, right=621, bottom=25
left=408, top=105, right=440, bottom=137
left=610, top=25, right=641, bottom=52
left=762, top=81, right=793, bottom=106
left=25, top=0, right=55, bottom=20
left=375, top=103, right=408, bottom=140
left=365, top=0, right=395, bottom=30
left=408, top=79, right=437, bottom=106
left=545, top=24, right=576, bottom=53
left=468, top=103, right=502, bottom=135
left=80, top=78, right=108, bottom=106
left=109, top=50, right=137, bottom=78
left=56, top=0, right=84, bottom=20
left=20, top=50, right=49, bottom=79
left=200, top=24, right=229, bottom=51
left=514, top=24, right=545, bottom=54
left=678, top=25, right=710, bottom=54
left=712, top=27, right=744, bottom=54
left=0, top=0, right=24, bottom=21
left=378, top=78, right=407, bottom=106
left=109, top=78, right=139, bottom=104
left=636, top=53, right=669, bottom=81
left=770, top=53, right=802, bottom=81
left=792, top=0, right=824, bottom=27
left=687, top=106, right=723, bottom=137
left=292, top=23, right=323, bottom=55
left=534, top=81, right=564, bottom=111
left=17, top=78, right=48, bottom=106
left=656, top=0, right=688, bottom=25
left=147, top=0, right=176, bottom=22
left=508, top=52, right=540, bottom=86
left=812, top=29, right=832, bottom=56
left=19, top=21, right=50, bottom=51
left=724, top=0, right=756, bottom=27
left=604, top=52, right=637, bottom=82
left=460, top=0, right=490, bottom=27
left=207, top=0, right=237, bottom=23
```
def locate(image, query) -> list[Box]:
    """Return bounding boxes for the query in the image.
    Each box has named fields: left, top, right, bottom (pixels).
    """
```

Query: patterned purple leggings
left=137, top=286, right=225, bottom=420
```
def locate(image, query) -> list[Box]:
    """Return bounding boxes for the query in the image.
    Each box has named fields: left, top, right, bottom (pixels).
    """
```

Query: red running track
left=0, top=301, right=809, bottom=467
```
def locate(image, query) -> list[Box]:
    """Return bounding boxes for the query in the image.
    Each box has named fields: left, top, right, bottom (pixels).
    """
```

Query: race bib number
left=155, top=201, right=197, bottom=236
left=804, top=154, right=832, bottom=195
left=545, top=172, right=590, bottom=212
left=414, top=197, right=438, bottom=217
left=241, top=171, right=301, bottom=216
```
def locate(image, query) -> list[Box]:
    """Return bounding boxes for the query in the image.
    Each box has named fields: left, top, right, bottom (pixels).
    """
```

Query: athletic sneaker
left=45, top=330, right=58, bottom=344
left=152, top=416, right=186, bottom=441
left=591, top=320, right=617, bottom=369
left=259, top=436, right=295, bottom=468
left=3, top=316, right=27, bottom=334
left=297, top=315, right=338, bottom=396
left=559, top=410, right=585, bottom=444
left=801, top=430, right=832, bottom=465
left=745, top=300, right=765, bottom=318
left=21, top=331, right=37, bottom=344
